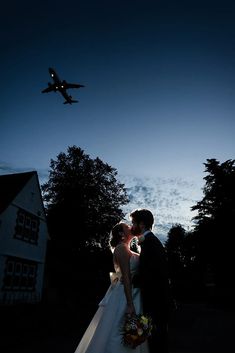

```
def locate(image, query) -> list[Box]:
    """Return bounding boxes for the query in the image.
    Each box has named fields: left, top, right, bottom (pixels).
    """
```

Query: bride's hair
left=109, top=223, right=124, bottom=248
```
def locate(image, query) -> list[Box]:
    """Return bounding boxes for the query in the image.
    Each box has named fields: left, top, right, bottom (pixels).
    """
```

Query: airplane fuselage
left=42, top=67, right=84, bottom=104
left=49, top=68, right=65, bottom=92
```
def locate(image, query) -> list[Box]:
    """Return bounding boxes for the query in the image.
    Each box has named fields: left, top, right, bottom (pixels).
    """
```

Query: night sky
left=1, top=0, right=235, bottom=238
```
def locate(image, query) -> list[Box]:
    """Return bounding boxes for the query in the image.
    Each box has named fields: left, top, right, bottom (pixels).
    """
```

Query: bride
left=74, top=222, right=149, bottom=353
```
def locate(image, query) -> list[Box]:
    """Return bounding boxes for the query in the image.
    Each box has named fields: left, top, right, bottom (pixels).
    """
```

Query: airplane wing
left=64, top=83, right=85, bottom=89
left=41, top=84, right=56, bottom=93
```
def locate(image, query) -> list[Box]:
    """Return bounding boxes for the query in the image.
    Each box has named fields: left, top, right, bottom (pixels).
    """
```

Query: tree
left=165, top=224, right=186, bottom=297
left=192, top=158, right=235, bottom=225
left=191, top=158, right=235, bottom=290
left=42, top=146, right=129, bottom=307
left=165, top=224, right=204, bottom=299
left=165, top=224, right=186, bottom=257
left=42, top=145, right=129, bottom=250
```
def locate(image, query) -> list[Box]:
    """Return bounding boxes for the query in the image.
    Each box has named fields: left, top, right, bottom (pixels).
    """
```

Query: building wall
left=0, top=204, right=47, bottom=261
left=0, top=173, right=48, bottom=304
left=0, top=254, right=43, bottom=304
left=0, top=256, right=5, bottom=297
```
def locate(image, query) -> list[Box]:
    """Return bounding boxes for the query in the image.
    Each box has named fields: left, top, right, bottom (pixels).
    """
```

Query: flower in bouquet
left=121, top=314, right=153, bottom=349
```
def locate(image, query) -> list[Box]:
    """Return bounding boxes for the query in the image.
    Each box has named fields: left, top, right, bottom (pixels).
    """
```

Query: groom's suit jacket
left=138, top=232, right=170, bottom=323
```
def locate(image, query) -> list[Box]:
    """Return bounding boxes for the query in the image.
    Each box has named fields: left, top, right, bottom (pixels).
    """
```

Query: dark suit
left=139, top=232, right=170, bottom=353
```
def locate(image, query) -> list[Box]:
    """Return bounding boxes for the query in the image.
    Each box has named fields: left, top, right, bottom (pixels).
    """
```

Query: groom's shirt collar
left=138, top=230, right=151, bottom=244
left=143, top=230, right=151, bottom=237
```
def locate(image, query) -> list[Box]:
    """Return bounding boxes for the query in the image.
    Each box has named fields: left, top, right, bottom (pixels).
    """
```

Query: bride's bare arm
left=114, top=244, right=136, bottom=315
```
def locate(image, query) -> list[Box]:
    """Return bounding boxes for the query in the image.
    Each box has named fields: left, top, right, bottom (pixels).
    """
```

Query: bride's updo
left=109, top=223, right=124, bottom=248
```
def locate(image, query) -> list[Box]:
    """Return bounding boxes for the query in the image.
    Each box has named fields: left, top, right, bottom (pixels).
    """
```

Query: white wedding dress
left=74, top=252, right=149, bottom=353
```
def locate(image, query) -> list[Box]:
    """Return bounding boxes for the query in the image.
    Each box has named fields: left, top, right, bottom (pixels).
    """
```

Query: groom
left=130, top=208, right=170, bottom=353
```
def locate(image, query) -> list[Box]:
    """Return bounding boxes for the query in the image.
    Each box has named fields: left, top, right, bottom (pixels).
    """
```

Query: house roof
left=0, top=171, right=37, bottom=214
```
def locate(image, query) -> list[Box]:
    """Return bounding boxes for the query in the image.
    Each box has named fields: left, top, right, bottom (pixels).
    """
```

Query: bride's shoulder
left=114, top=242, right=128, bottom=251
left=114, top=243, right=131, bottom=257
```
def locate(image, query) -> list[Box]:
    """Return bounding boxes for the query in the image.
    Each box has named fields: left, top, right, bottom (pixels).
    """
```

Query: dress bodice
left=114, top=252, right=139, bottom=279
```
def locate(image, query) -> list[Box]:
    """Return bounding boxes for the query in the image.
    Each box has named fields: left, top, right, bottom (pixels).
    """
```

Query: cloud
left=0, top=161, right=49, bottom=184
left=119, top=174, right=203, bottom=242
left=37, top=169, right=50, bottom=184
left=0, top=161, right=29, bottom=175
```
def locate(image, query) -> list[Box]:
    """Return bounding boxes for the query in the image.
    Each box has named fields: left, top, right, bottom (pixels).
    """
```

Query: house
left=0, top=171, right=48, bottom=304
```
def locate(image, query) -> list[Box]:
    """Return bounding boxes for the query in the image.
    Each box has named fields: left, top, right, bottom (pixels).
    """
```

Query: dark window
left=2, top=257, right=38, bottom=292
left=14, top=209, right=39, bottom=244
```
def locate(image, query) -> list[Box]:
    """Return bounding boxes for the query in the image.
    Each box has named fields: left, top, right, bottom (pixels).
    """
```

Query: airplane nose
left=49, top=68, right=55, bottom=77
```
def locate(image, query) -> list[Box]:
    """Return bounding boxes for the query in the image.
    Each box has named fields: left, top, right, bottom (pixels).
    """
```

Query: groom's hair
left=130, top=209, right=154, bottom=229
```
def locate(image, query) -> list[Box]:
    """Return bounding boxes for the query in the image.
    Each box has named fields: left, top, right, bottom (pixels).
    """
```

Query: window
left=13, top=262, right=22, bottom=288
left=4, top=261, right=14, bottom=288
left=28, top=265, right=36, bottom=290
left=21, top=264, right=29, bottom=289
left=15, top=209, right=39, bottom=244
left=2, top=257, right=38, bottom=292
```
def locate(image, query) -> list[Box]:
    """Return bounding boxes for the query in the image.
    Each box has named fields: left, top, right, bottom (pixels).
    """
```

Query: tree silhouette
left=42, top=145, right=129, bottom=250
left=165, top=224, right=187, bottom=298
left=165, top=159, right=235, bottom=301
left=191, top=158, right=235, bottom=292
left=192, top=158, right=235, bottom=225
left=166, top=224, right=206, bottom=299
left=42, top=146, right=129, bottom=306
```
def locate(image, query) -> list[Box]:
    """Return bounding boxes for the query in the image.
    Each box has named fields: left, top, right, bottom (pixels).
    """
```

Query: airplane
left=41, top=67, right=85, bottom=104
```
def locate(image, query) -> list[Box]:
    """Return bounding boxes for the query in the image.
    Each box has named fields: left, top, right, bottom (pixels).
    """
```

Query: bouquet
left=121, top=314, right=153, bottom=349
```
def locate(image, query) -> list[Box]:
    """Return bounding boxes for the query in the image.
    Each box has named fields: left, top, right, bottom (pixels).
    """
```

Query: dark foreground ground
left=0, top=298, right=234, bottom=353
left=169, top=300, right=234, bottom=353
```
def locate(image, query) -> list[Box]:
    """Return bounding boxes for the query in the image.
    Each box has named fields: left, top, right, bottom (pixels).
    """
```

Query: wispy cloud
left=0, top=161, right=49, bottom=184
left=0, top=161, right=31, bottom=175
left=37, top=169, right=50, bottom=184
left=119, top=175, right=203, bottom=242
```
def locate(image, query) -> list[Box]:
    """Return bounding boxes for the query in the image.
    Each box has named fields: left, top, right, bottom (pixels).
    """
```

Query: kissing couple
left=74, top=208, right=170, bottom=353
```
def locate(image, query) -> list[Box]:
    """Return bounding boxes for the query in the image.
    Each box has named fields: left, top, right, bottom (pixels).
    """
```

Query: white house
left=0, top=171, right=48, bottom=304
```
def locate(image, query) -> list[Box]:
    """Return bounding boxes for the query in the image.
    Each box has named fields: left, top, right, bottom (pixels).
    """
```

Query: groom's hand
left=126, top=303, right=136, bottom=317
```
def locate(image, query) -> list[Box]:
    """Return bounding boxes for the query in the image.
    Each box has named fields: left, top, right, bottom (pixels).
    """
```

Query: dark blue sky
left=1, top=0, right=235, bottom=232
